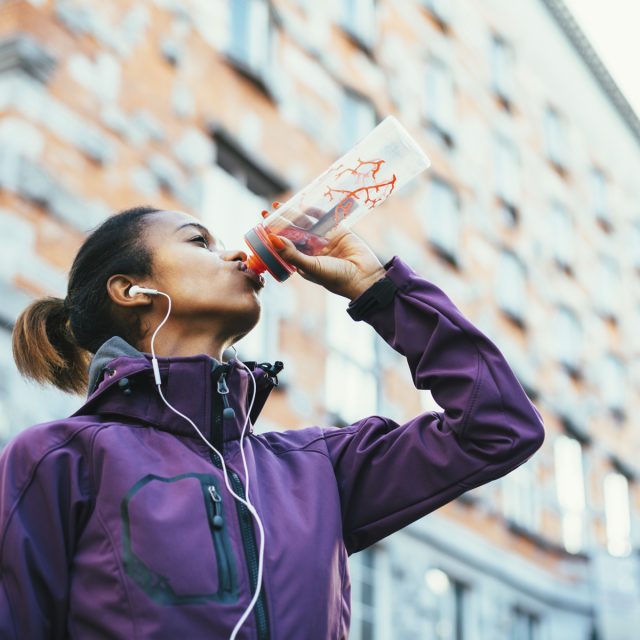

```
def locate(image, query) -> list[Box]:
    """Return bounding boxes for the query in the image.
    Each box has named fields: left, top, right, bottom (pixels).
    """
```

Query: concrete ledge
left=0, top=34, right=56, bottom=83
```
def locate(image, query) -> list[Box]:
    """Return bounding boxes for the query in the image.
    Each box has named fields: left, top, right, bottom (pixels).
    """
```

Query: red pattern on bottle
left=323, top=158, right=397, bottom=224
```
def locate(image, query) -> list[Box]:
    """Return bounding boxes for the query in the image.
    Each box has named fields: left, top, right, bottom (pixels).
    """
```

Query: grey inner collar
left=87, top=336, right=143, bottom=395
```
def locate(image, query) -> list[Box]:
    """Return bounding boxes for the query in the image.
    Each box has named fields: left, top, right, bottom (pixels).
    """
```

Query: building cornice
left=0, top=33, right=56, bottom=83
left=540, top=0, right=640, bottom=145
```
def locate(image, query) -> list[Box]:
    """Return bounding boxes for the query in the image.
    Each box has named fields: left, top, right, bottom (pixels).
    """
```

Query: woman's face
left=139, top=210, right=264, bottom=339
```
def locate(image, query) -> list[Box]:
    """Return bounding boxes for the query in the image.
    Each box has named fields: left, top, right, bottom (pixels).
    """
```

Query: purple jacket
left=0, top=257, right=544, bottom=639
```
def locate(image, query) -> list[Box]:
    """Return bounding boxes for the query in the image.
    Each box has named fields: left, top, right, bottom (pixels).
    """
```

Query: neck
left=139, top=320, right=234, bottom=362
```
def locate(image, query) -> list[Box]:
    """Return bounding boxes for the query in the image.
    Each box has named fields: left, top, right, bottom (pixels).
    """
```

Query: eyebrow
left=176, top=222, right=224, bottom=249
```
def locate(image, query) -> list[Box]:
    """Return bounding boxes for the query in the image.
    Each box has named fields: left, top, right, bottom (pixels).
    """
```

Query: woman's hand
left=265, top=203, right=386, bottom=301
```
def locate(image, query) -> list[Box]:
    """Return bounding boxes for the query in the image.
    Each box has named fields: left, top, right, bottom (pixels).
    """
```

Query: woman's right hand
left=265, top=203, right=386, bottom=301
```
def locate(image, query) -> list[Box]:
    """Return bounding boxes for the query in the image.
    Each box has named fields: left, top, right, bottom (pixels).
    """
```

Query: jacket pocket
left=120, top=473, right=238, bottom=605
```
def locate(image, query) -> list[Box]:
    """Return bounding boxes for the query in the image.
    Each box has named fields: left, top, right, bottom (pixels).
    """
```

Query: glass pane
left=342, top=93, right=376, bottom=152
left=590, top=168, right=608, bottom=219
left=325, top=353, right=377, bottom=424
left=230, top=0, right=250, bottom=62
left=248, top=0, right=269, bottom=72
left=600, top=356, right=625, bottom=411
left=604, top=472, right=631, bottom=557
left=549, top=202, right=573, bottom=267
left=554, top=436, right=585, bottom=553
left=544, top=108, right=567, bottom=166
left=491, top=36, right=514, bottom=98
left=326, top=293, right=376, bottom=368
left=553, top=307, right=581, bottom=368
left=496, top=252, right=526, bottom=320
left=426, top=60, right=455, bottom=133
left=495, top=138, right=520, bottom=206
left=554, top=436, right=585, bottom=510
left=427, top=180, right=459, bottom=257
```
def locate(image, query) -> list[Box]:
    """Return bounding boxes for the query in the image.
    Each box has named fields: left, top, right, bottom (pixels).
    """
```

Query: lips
left=238, top=261, right=264, bottom=288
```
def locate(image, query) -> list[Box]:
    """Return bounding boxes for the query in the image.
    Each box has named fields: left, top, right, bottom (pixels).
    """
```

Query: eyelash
left=190, top=235, right=210, bottom=249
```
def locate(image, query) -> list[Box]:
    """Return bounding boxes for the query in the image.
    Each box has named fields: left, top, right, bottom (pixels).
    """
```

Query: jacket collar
left=75, top=337, right=282, bottom=444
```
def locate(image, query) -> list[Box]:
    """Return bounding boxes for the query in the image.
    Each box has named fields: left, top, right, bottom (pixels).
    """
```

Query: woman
left=2, top=205, right=544, bottom=639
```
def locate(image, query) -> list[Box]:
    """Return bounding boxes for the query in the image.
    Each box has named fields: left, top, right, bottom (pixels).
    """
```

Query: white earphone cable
left=145, top=290, right=265, bottom=640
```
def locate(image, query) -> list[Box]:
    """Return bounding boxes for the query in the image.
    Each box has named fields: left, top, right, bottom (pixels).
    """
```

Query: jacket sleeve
left=0, top=424, right=93, bottom=639
left=323, top=256, right=545, bottom=554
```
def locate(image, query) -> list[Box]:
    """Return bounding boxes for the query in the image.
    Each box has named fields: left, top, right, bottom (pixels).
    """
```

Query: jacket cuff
left=346, top=256, right=412, bottom=321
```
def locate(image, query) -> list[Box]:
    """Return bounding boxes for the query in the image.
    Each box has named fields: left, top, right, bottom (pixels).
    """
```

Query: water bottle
left=244, top=115, right=431, bottom=282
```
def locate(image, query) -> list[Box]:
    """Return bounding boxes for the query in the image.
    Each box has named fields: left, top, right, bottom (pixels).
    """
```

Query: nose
left=221, top=248, right=248, bottom=262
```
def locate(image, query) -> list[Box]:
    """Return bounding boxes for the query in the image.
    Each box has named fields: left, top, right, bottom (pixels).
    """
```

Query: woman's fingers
left=268, top=233, right=320, bottom=274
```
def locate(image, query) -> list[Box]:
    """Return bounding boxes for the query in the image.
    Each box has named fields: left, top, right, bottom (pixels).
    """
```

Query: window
left=592, top=255, right=620, bottom=320
left=554, top=435, right=586, bottom=554
left=422, top=0, right=454, bottom=29
left=543, top=107, right=569, bottom=173
left=228, top=0, right=272, bottom=85
left=423, top=568, right=467, bottom=640
left=604, top=471, right=632, bottom=557
left=425, top=179, right=460, bottom=266
left=509, top=608, right=540, bottom=640
left=496, top=251, right=527, bottom=327
left=212, top=128, right=287, bottom=198
left=553, top=307, right=582, bottom=375
left=600, top=355, right=626, bottom=420
left=494, top=137, right=520, bottom=216
left=341, top=90, right=377, bottom=152
left=349, top=546, right=392, bottom=640
left=325, top=292, right=378, bottom=424
left=342, top=0, right=377, bottom=51
left=425, top=58, right=455, bottom=146
left=503, top=459, right=541, bottom=532
left=490, top=35, right=515, bottom=108
left=590, top=168, right=610, bottom=230
left=548, top=201, right=574, bottom=272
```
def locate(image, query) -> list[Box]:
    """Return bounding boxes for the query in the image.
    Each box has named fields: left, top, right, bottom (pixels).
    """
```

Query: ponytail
left=11, top=205, right=158, bottom=395
left=12, top=297, right=91, bottom=394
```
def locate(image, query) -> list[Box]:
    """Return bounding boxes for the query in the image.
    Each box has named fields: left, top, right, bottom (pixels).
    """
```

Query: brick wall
left=1, top=0, right=639, bottom=636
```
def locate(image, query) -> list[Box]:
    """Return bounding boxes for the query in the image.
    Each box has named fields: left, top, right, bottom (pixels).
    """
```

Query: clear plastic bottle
left=244, top=115, right=431, bottom=282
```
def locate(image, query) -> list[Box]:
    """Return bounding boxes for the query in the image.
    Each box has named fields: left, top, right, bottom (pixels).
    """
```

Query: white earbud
left=128, top=285, right=159, bottom=297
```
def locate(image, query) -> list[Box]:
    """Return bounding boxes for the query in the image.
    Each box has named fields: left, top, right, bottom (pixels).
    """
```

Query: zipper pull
left=217, top=373, right=236, bottom=420
left=208, top=485, right=224, bottom=529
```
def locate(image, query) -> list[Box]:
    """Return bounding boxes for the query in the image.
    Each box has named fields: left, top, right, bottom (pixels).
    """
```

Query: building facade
left=0, top=0, right=639, bottom=638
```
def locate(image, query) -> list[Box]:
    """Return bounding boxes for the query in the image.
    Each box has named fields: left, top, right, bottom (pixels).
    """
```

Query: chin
left=231, top=302, right=261, bottom=335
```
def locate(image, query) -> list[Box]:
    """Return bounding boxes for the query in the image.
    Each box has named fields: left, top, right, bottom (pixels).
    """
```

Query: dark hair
left=12, top=206, right=160, bottom=394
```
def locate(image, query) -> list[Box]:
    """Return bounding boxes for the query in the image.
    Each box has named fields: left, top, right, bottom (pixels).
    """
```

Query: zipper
left=210, top=362, right=270, bottom=639
left=207, top=483, right=233, bottom=595
left=210, top=363, right=229, bottom=453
